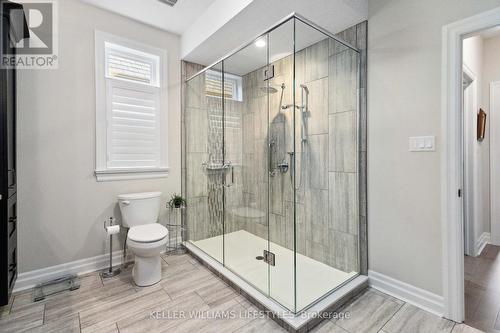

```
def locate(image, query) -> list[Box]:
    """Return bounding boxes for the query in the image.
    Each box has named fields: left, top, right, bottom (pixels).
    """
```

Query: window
left=94, top=31, right=168, bottom=181
left=205, top=69, right=242, bottom=101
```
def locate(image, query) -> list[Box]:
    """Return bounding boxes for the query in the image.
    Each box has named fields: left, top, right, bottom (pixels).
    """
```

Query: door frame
left=441, top=6, right=500, bottom=323
left=490, top=81, right=500, bottom=245
left=462, top=65, right=476, bottom=257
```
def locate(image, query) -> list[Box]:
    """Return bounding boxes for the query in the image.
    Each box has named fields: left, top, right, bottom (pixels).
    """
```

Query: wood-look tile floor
left=465, top=244, right=500, bottom=332
left=0, top=253, right=480, bottom=333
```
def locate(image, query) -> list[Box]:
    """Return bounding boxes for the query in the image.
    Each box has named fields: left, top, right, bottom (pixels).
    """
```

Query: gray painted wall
left=368, top=0, right=500, bottom=295
left=17, top=0, right=182, bottom=273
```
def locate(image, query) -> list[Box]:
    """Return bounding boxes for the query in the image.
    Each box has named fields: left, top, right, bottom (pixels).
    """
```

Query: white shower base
left=192, top=230, right=357, bottom=311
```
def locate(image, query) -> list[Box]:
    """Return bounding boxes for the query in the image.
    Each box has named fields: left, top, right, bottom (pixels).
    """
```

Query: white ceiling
left=80, top=0, right=216, bottom=35
left=80, top=0, right=368, bottom=71
left=222, top=19, right=336, bottom=75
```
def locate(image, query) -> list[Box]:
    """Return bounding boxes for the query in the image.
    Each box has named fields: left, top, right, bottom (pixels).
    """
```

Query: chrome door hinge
left=263, top=65, right=274, bottom=81
left=263, top=250, right=275, bottom=266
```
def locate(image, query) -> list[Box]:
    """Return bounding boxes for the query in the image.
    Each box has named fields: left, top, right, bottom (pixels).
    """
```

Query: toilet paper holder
left=101, top=217, right=121, bottom=279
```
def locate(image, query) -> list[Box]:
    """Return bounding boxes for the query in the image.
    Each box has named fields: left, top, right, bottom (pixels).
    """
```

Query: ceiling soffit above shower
left=79, top=0, right=367, bottom=71
left=182, top=0, right=368, bottom=67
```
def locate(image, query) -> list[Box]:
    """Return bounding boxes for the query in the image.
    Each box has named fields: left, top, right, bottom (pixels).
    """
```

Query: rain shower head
left=259, top=83, right=285, bottom=94
left=158, top=0, right=178, bottom=6
left=260, top=86, right=278, bottom=94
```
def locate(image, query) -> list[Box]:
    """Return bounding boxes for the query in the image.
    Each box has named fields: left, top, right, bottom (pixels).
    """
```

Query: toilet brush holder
left=101, top=217, right=122, bottom=278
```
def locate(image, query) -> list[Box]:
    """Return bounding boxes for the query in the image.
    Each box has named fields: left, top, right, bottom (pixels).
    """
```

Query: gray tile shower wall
left=181, top=20, right=368, bottom=275
left=181, top=62, right=204, bottom=242
left=182, top=62, right=245, bottom=243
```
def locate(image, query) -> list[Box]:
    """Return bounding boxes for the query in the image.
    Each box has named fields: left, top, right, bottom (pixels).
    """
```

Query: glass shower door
left=294, top=18, right=361, bottom=312
left=221, top=18, right=301, bottom=312
left=185, top=15, right=362, bottom=315
left=222, top=35, right=270, bottom=297
left=267, top=18, right=297, bottom=311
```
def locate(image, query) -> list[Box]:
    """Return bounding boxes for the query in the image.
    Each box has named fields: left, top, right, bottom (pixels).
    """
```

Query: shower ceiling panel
left=223, top=21, right=329, bottom=75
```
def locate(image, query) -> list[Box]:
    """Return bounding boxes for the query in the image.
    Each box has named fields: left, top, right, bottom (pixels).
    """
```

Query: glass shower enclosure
left=184, top=14, right=360, bottom=313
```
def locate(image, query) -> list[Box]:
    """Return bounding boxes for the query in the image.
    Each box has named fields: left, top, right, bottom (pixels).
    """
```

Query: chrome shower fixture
left=260, top=86, right=278, bottom=94
left=300, top=84, right=309, bottom=94
left=277, top=161, right=289, bottom=173
left=281, top=85, right=309, bottom=111
left=281, top=104, right=300, bottom=110
left=259, top=83, right=285, bottom=94
left=158, top=0, right=178, bottom=6
left=299, top=84, right=309, bottom=143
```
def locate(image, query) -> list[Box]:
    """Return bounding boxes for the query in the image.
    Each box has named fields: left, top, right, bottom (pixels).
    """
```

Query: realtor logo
left=1, top=0, right=58, bottom=69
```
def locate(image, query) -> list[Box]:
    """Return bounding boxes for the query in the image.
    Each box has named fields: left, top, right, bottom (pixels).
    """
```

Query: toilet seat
left=127, top=236, right=168, bottom=258
left=128, top=224, right=168, bottom=243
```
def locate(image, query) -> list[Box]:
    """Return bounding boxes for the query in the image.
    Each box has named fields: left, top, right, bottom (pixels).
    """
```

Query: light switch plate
left=409, top=136, right=435, bottom=152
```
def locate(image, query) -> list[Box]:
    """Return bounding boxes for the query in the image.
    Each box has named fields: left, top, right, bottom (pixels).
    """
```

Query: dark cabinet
left=0, top=1, right=27, bottom=306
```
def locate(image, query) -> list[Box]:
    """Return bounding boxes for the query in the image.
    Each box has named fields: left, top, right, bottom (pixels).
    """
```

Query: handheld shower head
left=300, top=84, right=309, bottom=94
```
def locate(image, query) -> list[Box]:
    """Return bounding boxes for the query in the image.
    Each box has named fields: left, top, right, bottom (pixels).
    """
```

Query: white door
left=490, top=81, right=500, bottom=245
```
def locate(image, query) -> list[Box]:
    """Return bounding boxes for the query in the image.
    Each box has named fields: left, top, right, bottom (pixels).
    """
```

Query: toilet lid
left=128, top=224, right=168, bottom=243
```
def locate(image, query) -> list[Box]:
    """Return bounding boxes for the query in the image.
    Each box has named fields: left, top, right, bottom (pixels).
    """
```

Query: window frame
left=205, top=69, right=243, bottom=101
left=105, top=42, right=160, bottom=87
left=94, top=31, right=169, bottom=181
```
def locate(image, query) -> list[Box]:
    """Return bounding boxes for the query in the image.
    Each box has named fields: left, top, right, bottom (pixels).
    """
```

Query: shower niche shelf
left=201, top=162, right=228, bottom=171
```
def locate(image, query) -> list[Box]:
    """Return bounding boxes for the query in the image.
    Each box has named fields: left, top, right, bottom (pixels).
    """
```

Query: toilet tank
left=117, top=192, right=162, bottom=228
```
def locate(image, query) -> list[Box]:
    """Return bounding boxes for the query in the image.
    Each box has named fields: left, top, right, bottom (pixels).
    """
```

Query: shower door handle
left=224, top=162, right=234, bottom=187
left=269, top=142, right=272, bottom=175
left=268, top=141, right=276, bottom=177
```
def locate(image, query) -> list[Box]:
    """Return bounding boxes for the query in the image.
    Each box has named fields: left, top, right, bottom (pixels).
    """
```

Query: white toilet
left=118, top=192, right=168, bottom=287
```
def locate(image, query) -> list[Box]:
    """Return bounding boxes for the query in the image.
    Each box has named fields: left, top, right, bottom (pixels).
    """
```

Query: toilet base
left=132, top=255, right=162, bottom=286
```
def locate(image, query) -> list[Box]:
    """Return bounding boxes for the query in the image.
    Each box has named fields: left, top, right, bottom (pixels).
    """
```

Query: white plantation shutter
left=104, top=42, right=159, bottom=86
left=107, top=54, right=153, bottom=84
left=106, top=81, right=160, bottom=169
left=95, top=31, right=168, bottom=181
left=205, top=69, right=242, bottom=101
left=206, top=71, right=234, bottom=99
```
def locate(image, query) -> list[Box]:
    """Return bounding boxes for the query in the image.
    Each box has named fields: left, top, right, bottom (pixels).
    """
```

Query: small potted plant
left=167, top=193, right=186, bottom=209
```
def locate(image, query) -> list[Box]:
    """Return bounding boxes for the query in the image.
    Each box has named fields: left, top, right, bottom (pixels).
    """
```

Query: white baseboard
left=368, top=270, right=444, bottom=317
left=475, top=232, right=490, bottom=257
left=14, top=250, right=127, bottom=293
